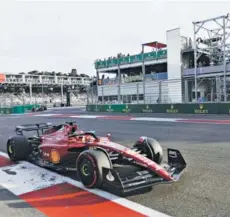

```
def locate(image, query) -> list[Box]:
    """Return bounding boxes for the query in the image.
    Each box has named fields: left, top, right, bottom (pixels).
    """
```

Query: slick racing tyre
left=76, top=150, right=112, bottom=189
left=7, top=136, right=31, bottom=161
left=133, top=137, right=163, bottom=164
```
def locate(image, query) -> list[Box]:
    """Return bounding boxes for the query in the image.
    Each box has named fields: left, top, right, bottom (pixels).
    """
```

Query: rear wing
left=15, top=122, right=53, bottom=136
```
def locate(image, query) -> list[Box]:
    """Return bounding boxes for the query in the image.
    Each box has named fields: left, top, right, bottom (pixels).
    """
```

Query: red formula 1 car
left=6, top=121, right=187, bottom=194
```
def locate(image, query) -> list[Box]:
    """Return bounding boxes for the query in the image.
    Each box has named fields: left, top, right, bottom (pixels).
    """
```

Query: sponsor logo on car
left=106, top=171, right=115, bottom=182
left=127, top=180, right=146, bottom=187
left=43, top=152, right=50, bottom=157
left=168, top=150, right=177, bottom=158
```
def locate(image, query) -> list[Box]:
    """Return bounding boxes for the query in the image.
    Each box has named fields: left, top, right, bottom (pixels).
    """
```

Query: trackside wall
left=86, top=103, right=230, bottom=114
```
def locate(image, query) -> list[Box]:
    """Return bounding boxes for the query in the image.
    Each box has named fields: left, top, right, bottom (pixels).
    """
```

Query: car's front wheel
left=76, top=150, right=112, bottom=189
left=133, top=137, right=163, bottom=164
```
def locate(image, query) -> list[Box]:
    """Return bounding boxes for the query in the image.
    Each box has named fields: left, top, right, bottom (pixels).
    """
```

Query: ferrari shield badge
left=50, top=149, right=60, bottom=164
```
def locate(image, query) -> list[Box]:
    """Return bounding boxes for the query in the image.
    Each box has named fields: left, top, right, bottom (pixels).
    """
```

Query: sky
left=0, top=0, right=230, bottom=76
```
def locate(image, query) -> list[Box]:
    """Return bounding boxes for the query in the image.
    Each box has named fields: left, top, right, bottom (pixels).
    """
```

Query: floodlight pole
left=193, top=23, right=198, bottom=101
left=29, top=82, right=32, bottom=104
left=142, top=44, right=146, bottom=104
left=117, top=63, right=121, bottom=103
left=61, top=83, right=63, bottom=103
left=223, top=16, right=227, bottom=102
left=96, top=70, right=99, bottom=102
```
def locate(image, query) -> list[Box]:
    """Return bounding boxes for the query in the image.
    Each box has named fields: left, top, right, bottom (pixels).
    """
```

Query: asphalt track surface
left=1, top=107, right=230, bottom=217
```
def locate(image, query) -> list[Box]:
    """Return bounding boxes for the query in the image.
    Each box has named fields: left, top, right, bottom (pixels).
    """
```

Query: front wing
left=102, top=148, right=186, bottom=193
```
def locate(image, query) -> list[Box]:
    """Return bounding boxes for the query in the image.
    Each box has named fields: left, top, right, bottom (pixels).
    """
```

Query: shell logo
left=50, top=149, right=60, bottom=164
left=82, top=136, right=86, bottom=143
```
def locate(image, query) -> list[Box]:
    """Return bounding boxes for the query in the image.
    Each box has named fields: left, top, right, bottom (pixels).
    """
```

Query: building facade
left=93, top=14, right=230, bottom=104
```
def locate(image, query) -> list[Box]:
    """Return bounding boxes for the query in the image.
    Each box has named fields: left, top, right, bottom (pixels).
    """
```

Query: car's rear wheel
left=76, top=150, right=112, bottom=189
left=133, top=137, right=163, bottom=164
left=7, top=136, right=31, bottom=161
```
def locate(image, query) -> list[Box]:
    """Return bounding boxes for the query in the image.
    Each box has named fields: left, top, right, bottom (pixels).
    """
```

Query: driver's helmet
left=71, top=124, right=78, bottom=132
left=65, top=122, right=78, bottom=134
left=68, top=123, right=78, bottom=134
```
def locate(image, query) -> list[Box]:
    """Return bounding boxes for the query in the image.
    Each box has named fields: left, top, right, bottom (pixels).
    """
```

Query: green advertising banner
left=4, top=107, right=12, bottom=114
left=106, top=104, right=129, bottom=113
left=86, top=103, right=230, bottom=115
left=128, top=104, right=154, bottom=113
left=219, top=103, right=230, bottom=114
left=86, top=104, right=99, bottom=112
left=11, top=105, right=25, bottom=114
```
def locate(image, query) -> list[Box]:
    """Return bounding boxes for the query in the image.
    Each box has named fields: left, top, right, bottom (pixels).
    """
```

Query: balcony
left=95, top=50, right=167, bottom=70
left=183, top=64, right=230, bottom=76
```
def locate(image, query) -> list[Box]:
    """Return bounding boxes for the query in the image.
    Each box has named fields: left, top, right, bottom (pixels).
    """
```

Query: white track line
left=131, top=117, right=180, bottom=122
left=33, top=114, right=181, bottom=122
left=69, top=115, right=105, bottom=118
left=47, top=106, right=86, bottom=110
left=0, top=151, right=171, bottom=217
left=33, top=114, right=62, bottom=117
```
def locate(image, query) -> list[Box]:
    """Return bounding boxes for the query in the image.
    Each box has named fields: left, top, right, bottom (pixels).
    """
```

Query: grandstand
left=0, top=72, right=92, bottom=107
left=90, top=14, right=230, bottom=104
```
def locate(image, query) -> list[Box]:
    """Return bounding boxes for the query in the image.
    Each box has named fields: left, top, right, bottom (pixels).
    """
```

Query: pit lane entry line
left=0, top=152, right=171, bottom=217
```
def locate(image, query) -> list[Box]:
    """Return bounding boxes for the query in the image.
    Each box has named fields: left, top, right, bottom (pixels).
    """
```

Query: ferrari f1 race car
left=31, top=105, right=47, bottom=112
left=6, top=121, right=187, bottom=193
